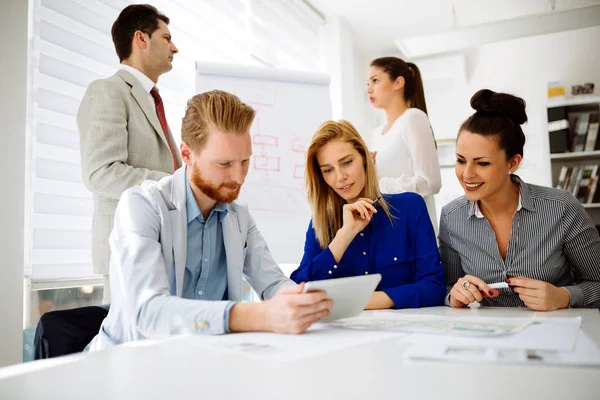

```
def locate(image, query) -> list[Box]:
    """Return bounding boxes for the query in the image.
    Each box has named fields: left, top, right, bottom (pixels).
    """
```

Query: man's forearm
left=228, top=302, right=268, bottom=333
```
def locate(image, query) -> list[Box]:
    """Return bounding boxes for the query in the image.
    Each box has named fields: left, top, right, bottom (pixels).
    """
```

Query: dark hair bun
left=470, top=89, right=527, bottom=125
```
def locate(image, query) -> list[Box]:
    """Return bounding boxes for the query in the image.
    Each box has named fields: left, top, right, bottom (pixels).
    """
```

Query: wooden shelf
left=550, top=150, right=600, bottom=160
left=582, top=203, right=600, bottom=209
left=548, top=95, right=600, bottom=108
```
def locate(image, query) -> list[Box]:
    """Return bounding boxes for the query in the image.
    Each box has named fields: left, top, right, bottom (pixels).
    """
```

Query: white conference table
left=1, top=307, right=600, bottom=400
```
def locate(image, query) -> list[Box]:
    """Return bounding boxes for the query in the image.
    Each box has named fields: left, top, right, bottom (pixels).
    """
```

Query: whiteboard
left=196, top=62, right=332, bottom=264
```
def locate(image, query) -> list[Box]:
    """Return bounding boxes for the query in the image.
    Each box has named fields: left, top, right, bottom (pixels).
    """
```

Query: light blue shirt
left=183, top=176, right=235, bottom=331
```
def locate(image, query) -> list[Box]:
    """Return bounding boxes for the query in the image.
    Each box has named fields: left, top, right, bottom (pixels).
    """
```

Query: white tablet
left=303, top=274, right=382, bottom=322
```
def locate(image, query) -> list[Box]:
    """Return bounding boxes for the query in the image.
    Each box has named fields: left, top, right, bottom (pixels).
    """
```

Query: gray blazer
left=77, top=69, right=182, bottom=275
left=88, top=167, right=293, bottom=350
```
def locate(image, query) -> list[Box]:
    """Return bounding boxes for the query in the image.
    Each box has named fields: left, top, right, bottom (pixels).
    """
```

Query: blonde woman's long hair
left=306, top=120, right=393, bottom=249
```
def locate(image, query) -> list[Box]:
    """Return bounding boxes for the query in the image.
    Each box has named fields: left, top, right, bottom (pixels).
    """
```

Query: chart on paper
left=185, top=324, right=405, bottom=362
left=330, top=312, right=534, bottom=337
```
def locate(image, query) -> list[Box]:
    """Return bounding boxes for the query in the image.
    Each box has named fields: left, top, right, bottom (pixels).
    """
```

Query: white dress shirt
left=371, top=108, right=442, bottom=233
left=119, top=64, right=156, bottom=107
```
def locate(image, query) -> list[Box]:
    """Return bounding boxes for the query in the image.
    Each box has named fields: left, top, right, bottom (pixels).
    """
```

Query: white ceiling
left=308, top=0, right=600, bottom=58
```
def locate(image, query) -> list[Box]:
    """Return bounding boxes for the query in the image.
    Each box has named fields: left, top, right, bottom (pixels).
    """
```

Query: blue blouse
left=291, top=193, right=445, bottom=309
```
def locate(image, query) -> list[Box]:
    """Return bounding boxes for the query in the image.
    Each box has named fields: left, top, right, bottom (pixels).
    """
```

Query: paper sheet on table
left=185, top=324, right=406, bottom=362
left=399, top=317, right=581, bottom=351
left=330, top=312, right=534, bottom=337
left=402, top=330, right=600, bottom=368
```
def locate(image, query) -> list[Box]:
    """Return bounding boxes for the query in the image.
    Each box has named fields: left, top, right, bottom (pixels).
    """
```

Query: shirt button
left=364, top=271, right=369, bottom=275
left=333, top=265, right=338, bottom=269
left=204, top=258, right=208, bottom=263
left=198, top=290, right=203, bottom=295
left=360, top=233, right=364, bottom=236
left=393, top=257, right=397, bottom=261
left=328, top=270, right=332, bottom=274
left=193, top=321, right=209, bottom=330
left=362, top=252, right=367, bottom=256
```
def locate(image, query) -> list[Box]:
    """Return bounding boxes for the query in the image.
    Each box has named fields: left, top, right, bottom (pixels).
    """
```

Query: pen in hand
left=352, top=196, right=381, bottom=219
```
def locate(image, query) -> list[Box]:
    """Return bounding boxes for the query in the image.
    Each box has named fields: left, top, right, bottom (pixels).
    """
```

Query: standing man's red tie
left=150, top=87, right=178, bottom=172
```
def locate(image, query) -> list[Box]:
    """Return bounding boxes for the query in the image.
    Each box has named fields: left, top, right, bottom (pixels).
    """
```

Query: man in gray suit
left=77, top=4, right=181, bottom=302
left=87, top=90, right=332, bottom=350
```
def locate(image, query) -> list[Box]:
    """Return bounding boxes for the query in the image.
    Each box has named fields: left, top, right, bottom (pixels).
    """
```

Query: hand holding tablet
left=303, top=274, right=382, bottom=322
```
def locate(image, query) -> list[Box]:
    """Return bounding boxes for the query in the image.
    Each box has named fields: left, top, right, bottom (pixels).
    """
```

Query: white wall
left=323, top=16, right=372, bottom=137
left=457, top=25, right=600, bottom=187
left=0, top=0, right=27, bottom=366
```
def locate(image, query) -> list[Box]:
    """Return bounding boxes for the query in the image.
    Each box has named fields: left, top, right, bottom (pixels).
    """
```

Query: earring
left=508, top=171, right=512, bottom=175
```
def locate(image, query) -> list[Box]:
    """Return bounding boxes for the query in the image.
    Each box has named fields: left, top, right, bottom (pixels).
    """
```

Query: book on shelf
left=556, top=164, right=600, bottom=204
left=566, top=166, right=581, bottom=194
left=585, top=112, right=599, bottom=151
left=556, top=166, right=574, bottom=190
left=571, top=112, right=590, bottom=152
left=576, top=165, right=598, bottom=203
left=548, top=103, right=600, bottom=153
left=556, top=165, right=570, bottom=189
left=548, top=106, right=570, bottom=153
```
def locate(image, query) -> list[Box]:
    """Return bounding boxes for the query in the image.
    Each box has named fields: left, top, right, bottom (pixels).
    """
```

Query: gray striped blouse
left=439, top=176, right=600, bottom=308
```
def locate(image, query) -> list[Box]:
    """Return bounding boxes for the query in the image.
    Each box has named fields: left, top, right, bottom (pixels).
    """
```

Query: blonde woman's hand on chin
left=341, top=198, right=378, bottom=236
left=449, top=275, right=500, bottom=308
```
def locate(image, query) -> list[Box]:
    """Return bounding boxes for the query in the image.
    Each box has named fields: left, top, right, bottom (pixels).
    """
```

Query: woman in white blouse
left=367, top=57, right=441, bottom=231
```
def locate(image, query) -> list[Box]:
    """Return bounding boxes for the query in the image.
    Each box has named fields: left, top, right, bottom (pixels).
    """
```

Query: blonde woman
left=367, top=57, right=441, bottom=232
left=290, top=120, right=445, bottom=309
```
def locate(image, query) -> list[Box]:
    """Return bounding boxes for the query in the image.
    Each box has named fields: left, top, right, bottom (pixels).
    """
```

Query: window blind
left=27, top=0, right=324, bottom=281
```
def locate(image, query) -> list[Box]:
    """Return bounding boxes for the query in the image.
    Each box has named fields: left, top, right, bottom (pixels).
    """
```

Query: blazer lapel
left=169, top=168, right=188, bottom=296
left=116, top=69, right=170, bottom=149
left=222, top=211, right=243, bottom=301
left=168, top=167, right=244, bottom=299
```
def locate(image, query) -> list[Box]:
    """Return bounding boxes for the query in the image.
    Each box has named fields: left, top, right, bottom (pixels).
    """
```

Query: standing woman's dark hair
left=459, top=89, right=527, bottom=160
left=370, top=57, right=428, bottom=114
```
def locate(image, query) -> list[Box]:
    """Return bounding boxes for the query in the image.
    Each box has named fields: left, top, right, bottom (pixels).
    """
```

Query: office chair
left=33, top=305, right=109, bottom=359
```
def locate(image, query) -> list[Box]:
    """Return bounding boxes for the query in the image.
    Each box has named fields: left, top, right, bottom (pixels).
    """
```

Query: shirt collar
left=119, top=64, right=155, bottom=94
left=185, top=174, right=228, bottom=224
left=469, top=174, right=534, bottom=219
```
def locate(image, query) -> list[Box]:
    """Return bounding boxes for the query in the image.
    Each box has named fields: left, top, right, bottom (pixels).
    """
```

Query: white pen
left=487, top=282, right=509, bottom=290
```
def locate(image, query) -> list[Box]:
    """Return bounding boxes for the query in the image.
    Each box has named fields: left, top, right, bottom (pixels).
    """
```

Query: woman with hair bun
left=441, top=89, right=600, bottom=310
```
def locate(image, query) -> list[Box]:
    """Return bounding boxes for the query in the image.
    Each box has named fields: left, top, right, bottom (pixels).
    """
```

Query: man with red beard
left=87, top=90, right=332, bottom=351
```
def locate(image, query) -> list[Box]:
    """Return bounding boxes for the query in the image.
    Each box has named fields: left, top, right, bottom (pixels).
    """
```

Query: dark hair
left=111, top=4, right=170, bottom=62
left=459, top=89, right=527, bottom=159
left=370, top=57, right=428, bottom=114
